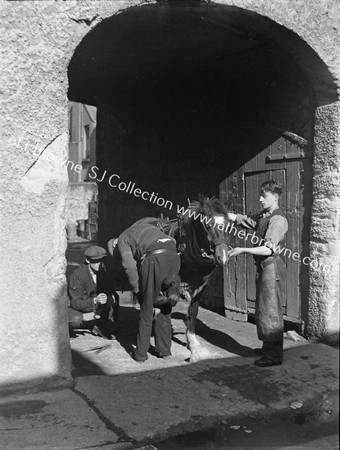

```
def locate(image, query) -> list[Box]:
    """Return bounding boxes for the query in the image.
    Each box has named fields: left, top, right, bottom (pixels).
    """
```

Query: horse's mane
left=190, top=196, right=229, bottom=218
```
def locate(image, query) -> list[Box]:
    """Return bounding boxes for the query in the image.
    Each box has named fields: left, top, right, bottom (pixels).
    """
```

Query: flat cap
left=84, top=246, right=107, bottom=261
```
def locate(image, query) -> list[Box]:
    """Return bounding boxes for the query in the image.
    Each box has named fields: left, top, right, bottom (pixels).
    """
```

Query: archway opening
left=68, top=2, right=337, bottom=322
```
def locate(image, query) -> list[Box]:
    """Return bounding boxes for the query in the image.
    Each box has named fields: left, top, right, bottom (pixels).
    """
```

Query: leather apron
left=254, top=209, right=286, bottom=342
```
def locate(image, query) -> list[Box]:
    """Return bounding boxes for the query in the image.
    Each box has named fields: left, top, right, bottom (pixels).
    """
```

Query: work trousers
left=262, top=340, right=283, bottom=362
left=135, top=250, right=180, bottom=359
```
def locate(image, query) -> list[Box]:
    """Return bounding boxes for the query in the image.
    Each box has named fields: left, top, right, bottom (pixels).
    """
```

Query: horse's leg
left=185, top=295, right=200, bottom=359
left=186, top=294, right=213, bottom=363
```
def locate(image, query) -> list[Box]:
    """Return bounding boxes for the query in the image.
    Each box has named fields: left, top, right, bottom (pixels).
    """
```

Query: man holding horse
left=116, top=219, right=181, bottom=362
left=228, top=180, right=288, bottom=367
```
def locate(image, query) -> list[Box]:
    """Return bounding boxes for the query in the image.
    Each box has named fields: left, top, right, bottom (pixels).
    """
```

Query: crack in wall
left=23, top=134, right=62, bottom=176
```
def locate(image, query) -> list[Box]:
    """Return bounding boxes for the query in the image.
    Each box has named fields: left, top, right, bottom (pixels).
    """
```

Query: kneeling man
left=68, top=245, right=119, bottom=339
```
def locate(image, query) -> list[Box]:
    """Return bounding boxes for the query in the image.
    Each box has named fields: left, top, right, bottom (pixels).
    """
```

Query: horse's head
left=184, top=197, right=230, bottom=266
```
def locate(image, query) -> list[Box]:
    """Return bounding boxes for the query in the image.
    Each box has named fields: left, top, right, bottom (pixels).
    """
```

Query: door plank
left=222, top=170, right=247, bottom=321
left=285, top=140, right=301, bottom=319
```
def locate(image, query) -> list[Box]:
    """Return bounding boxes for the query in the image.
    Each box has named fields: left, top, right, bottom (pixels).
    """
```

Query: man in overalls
left=228, top=180, right=288, bottom=367
left=117, top=220, right=181, bottom=362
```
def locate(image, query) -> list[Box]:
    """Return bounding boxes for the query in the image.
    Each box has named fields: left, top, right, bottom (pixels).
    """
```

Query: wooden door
left=220, top=132, right=311, bottom=323
left=222, top=168, right=247, bottom=322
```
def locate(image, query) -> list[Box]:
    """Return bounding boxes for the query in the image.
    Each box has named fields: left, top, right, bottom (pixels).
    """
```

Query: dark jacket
left=68, top=262, right=116, bottom=313
left=117, top=222, right=177, bottom=293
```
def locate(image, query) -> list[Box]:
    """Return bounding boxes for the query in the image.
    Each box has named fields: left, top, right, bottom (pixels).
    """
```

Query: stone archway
left=1, top=0, right=339, bottom=393
left=68, top=2, right=339, bottom=339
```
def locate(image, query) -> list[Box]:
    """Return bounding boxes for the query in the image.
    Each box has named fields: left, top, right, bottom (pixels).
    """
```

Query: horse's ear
left=187, top=198, right=191, bottom=207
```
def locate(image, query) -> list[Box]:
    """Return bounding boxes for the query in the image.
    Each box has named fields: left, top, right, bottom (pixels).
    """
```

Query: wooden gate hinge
left=266, top=152, right=311, bottom=162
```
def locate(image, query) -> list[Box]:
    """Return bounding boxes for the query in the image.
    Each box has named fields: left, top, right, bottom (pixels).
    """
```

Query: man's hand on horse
left=228, top=247, right=244, bottom=258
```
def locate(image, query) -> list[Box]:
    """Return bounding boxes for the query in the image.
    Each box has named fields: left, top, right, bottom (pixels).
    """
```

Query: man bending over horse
left=116, top=220, right=181, bottom=362
left=228, top=180, right=288, bottom=367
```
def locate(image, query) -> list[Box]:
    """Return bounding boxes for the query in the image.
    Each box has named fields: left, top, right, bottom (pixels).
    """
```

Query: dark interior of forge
left=68, top=2, right=326, bottom=244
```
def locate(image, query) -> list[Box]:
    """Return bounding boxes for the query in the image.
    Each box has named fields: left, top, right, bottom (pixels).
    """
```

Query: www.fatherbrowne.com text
left=86, top=164, right=330, bottom=274
left=19, top=149, right=327, bottom=275
left=176, top=205, right=331, bottom=273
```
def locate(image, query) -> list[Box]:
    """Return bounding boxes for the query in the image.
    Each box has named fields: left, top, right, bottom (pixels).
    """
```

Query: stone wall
left=0, top=2, right=73, bottom=392
left=0, top=0, right=339, bottom=392
left=0, top=0, right=144, bottom=394
left=309, top=102, right=340, bottom=341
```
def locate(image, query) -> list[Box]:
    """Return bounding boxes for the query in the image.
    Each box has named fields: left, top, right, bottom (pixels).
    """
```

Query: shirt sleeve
left=235, top=214, right=257, bottom=230
left=69, top=271, right=95, bottom=313
left=117, top=237, right=139, bottom=293
left=263, top=215, right=288, bottom=253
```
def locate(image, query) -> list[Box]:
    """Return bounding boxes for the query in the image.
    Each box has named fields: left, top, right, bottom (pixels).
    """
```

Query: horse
left=108, top=197, right=231, bottom=363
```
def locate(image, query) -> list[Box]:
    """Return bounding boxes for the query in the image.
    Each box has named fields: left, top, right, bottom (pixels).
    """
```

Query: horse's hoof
left=190, top=346, right=211, bottom=363
left=190, top=352, right=201, bottom=363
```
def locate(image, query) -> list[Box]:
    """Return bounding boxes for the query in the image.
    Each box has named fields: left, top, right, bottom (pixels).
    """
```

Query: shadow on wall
left=0, top=281, right=73, bottom=395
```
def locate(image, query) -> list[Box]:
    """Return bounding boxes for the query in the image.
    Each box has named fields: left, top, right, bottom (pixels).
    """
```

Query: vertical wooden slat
left=245, top=172, right=258, bottom=302
left=222, top=175, right=235, bottom=320
left=275, top=168, right=288, bottom=312
left=285, top=141, right=301, bottom=318
left=235, top=171, right=247, bottom=321
left=221, top=169, right=247, bottom=321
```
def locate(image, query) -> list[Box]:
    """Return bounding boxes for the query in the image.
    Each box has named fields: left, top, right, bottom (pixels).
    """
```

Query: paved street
left=0, top=295, right=338, bottom=449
